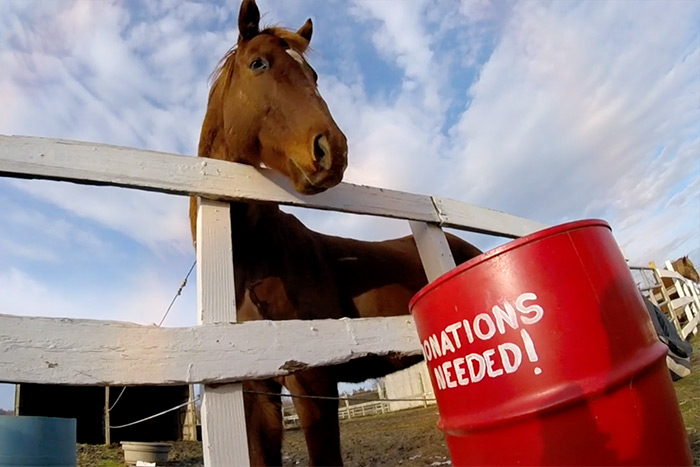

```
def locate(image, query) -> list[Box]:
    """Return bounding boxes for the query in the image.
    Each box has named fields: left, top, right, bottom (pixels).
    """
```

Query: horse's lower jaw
left=289, top=159, right=339, bottom=195
left=296, top=182, right=327, bottom=195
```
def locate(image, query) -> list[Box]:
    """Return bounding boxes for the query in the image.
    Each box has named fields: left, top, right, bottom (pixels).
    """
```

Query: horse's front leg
left=243, top=379, right=283, bottom=466
left=284, top=368, right=343, bottom=466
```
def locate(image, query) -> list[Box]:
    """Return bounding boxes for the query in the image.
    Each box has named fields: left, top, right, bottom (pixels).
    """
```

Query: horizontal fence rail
left=0, top=135, right=546, bottom=238
left=0, top=314, right=420, bottom=386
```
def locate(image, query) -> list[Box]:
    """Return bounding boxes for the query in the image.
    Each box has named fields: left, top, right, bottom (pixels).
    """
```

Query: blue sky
left=1, top=0, right=698, bottom=409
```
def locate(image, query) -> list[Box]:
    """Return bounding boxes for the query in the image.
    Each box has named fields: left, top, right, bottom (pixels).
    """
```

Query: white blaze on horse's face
left=285, top=48, right=305, bottom=66
left=286, top=48, right=321, bottom=97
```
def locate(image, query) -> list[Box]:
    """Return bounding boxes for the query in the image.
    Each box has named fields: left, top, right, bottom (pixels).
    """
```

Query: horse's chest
left=231, top=231, right=342, bottom=320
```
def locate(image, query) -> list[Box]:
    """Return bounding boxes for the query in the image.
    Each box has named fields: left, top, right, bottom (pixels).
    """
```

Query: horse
left=189, top=1, right=482, bottom=464
left=670, top=256, right=699, bottom=283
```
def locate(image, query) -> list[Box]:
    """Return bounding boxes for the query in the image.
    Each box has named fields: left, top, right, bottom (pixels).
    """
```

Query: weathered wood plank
left=196, top=199, right=248, bottom=466
left=0, top=135, right=437, bottom=223
left=433, top=196, right=547, bottom=238
left=0, top=314, right=421, bottom=386
left=0, top=135, right=552, bottom=237
left=655, top=269, right=689, bottom=281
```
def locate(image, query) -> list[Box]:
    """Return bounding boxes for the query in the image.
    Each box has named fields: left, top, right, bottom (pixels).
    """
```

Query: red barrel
left=409, top=220, right=691, bottom=466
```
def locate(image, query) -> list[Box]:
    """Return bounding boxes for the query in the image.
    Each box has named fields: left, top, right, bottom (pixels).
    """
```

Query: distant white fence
left=0, top=135, right=546, bottom=466
left=282, top=398, right=390, bottom=430
left=630, top=262, right=700, bottom=339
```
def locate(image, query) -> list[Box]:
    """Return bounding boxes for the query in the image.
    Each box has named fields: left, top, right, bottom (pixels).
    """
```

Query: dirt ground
left=78, top=406, right=447, bottom=467
left=79, top=341, right=700, bottom=466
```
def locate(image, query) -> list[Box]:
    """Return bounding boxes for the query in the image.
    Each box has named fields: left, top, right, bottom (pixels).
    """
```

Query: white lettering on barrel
left=433, top=365, right=446, bottom=390
left=492, top=302, right=519, bottom=334
left=517, top=293, right=544, bottom=324
left=442, top=361, right=457, bottom=388
left=483, top=349, right=504, bottom=377
left=462, top=319, right=475, bottom=344
left=423, top=291, right=547, bottom=391
left=445, top=322, right=463, bottom=349
left=473, top=313, right=496, bottom=340
left=441, top=330, right=456, bottom=355
left=453, top=357, right=468, bottom=385
left=498, top=342, right=522, bottom=374
left=466, top=353, right=486, bottom=383
left=428, top=334, right=442, bottom=359
left=520, top=329, right=542, bottom=375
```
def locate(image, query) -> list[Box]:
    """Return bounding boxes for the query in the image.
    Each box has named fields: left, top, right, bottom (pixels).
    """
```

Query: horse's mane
left=210, top=27, right=310, bottom=95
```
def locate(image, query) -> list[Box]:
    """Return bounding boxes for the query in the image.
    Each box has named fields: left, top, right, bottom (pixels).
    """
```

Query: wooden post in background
left=104, top=386, right=111, bottom=445
left=197, top=199, right=249, bottom=466
left=13, top=384, right=20, bottom=416
left=183, top=385, right=198, bottom=441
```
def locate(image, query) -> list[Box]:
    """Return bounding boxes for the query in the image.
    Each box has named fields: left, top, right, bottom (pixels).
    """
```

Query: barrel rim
left=409, top=219, right=611, bottom=310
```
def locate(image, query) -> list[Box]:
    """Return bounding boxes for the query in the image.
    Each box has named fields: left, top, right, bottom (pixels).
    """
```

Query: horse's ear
left=297, top=18, right=313, bottom=46
left=238, top=0, right=260, bottom=42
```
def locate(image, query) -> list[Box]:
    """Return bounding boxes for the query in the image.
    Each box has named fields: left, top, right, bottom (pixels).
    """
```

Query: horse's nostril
left=313, top=134, right=332, bottom=170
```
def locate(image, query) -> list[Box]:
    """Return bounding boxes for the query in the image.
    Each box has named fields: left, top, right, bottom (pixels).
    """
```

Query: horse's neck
left=229, top=201, right=281, bottom=245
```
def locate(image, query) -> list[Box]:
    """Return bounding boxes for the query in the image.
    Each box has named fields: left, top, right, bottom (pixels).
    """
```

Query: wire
left=108, top=260, right=196, bottom=417
left=158, top=260, right=196, bottom=327
left=107, top=387, right=127, bottom=412
left=244, top=389, right=436, bottom=403
left=110, top=397, right=200, bottom=429
left=107, top=388, right=435, bottom=429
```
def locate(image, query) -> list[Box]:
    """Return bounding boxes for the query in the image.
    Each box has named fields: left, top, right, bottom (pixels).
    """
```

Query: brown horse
left=670, top=256, right=699, bottom=283
left=190, top=1, right=482, bottom=465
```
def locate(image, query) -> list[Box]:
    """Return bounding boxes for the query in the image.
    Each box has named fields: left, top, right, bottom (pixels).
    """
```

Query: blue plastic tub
left=0, top=416, right=77, bottom=466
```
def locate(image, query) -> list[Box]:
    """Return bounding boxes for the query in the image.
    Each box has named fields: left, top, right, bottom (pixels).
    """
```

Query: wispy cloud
left=8, top=180, right=191, bottom=254
left=447, top=1, right=699, bottom=262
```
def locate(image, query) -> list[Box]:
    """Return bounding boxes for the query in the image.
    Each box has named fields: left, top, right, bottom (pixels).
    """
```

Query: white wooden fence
left=630, top=262, right=700, bottom=339
left=283, top=399, right=390, bottom=429
left=0, top=135, right=546, bottom=465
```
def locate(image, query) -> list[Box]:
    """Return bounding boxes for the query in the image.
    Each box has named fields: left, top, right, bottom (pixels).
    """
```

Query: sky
left=0, top=0, right=698, bottom=409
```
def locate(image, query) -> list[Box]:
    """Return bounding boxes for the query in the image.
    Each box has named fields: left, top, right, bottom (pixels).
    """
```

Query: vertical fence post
left=104, top=386, right=111, bottom=445
left=197, top=198, right=249, bottom=466
left=408, top=221, right=456, bottom=282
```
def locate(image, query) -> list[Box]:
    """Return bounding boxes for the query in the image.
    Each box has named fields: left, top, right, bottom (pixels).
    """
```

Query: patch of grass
left=674, top=334, right=700, bottom=465
left=97, top=461, right=122, bottom=467
left=77, top=443, right=123, bottom=467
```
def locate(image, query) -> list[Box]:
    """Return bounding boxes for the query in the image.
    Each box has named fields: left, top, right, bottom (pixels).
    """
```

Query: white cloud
left=0, top=265, right=196, bottom=326
left=0, top=193, right=112, bottom=260
left=447, top=1, right=699, bottom=258
left=283, top=1, right=700, bottom=265
left=8, top=180, right=191, bottom=255
left=0, top=237, right=58, bottom=263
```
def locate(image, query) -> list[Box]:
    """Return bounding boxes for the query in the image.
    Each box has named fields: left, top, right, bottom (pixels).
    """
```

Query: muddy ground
left=80, top=341, right=700, bottom=466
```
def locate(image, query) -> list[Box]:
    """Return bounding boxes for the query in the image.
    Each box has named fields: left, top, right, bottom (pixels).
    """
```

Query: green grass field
left=675, top=334, right=699, bottom=465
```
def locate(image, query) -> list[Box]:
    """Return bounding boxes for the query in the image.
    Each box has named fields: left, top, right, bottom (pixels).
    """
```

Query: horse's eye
left=249, top=57, right=269, bottom=73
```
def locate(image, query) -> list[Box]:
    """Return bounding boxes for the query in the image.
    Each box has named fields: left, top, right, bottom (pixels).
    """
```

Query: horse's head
left=677, top=256, right=699, bottom=283
left=200, top=0, right=347, bottom=194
